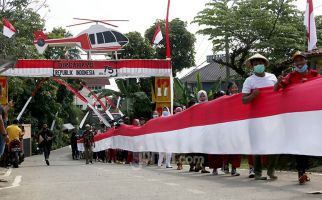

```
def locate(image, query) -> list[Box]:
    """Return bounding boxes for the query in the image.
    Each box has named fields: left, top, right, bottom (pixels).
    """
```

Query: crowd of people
left=72, top=51, right=316, bottom=186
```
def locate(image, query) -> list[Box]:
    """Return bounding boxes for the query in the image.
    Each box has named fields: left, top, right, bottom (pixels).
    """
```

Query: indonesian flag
left=78, top=77, right=322, bottom=156
left=304, top=0, right=317, bottom=51
left=2, top=17, right=16, bottom=38
left=152, top=23, right=163, bottom=45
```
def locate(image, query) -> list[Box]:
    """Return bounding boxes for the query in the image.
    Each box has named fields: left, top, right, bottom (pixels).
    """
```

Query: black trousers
left=71, top=145, right=79, bottom=159
left=42, top=141, right=52, bottom=160
left=295, top=155, right=309, bottom=174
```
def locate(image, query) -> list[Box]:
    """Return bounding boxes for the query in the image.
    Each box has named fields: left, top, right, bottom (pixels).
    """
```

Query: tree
left=121, top=31, right=154, bottom=59
left=96, top=78, right=153, bottom=120
left=44, top=27, right=81, bottom=60
left=0, top=0, right=46, bottom=58
left=193, top=0, right=307, bottom=77
left=145, top=18, right=196, bottom=76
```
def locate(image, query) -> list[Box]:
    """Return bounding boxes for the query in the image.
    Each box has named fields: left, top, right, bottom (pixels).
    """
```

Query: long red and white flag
left=304, top=0, right=317, bottom=51
left=152, top=23, right=163, bottom=45
left=2, top=17, right=16, bottom=38
left=79, top=77, right=322, bottom=156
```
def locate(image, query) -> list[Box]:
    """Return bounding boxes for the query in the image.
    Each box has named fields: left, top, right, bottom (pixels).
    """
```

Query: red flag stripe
left=91, top=77, right=322, bottom=138
left=3, top=17, right=16, bottom=32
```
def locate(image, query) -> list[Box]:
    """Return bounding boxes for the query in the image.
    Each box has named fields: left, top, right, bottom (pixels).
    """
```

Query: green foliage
left=97, top=78, right=153, bottom=120
left=194, top=0, right=307, bottom=77
left=0, top=0, right=83, bottom=151
left=0, top=0, right=45, bottom=58
left=44, top=27, right=81, bottom=59
left=173, top=78, right=194, bottom=107
left=145, top=18, right=196, bottom=76
left=121, top=31, right=154, bottom=59
left=194, top=73, right=203, bottom=99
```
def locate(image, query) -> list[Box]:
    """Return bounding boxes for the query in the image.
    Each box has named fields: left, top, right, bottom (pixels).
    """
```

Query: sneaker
left=166, top=166, right=173, bottom=168
left=268, top=175, right=278, bottom=180
left=231, top=168, right=240, bottom=176
left=45, top=159, right=50, bottom=166
left=249, top=168, right=255, bottom=178
left=212, top=169, right=218, bottom=175
left=189, top=167, right=195, bottom=172
left=201, top=169, right=210, bottom=173
left=254, top=176, right=267, bottom=180
left=90, top=161, right=93, bottom=164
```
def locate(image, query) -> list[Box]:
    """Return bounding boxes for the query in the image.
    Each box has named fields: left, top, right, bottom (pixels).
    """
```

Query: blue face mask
left=254, top=64, right=265, bottom=74
left=162, top=111, right=170, bottom=116
left=295, top=64, right=308, bottom=73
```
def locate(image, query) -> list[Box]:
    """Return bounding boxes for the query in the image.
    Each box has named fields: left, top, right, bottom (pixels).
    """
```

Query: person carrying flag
left=274, top=51, right=320, bottom=185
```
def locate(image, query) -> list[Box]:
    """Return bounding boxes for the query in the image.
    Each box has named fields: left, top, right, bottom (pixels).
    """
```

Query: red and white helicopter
left=34, top=18, right=129, bottom=55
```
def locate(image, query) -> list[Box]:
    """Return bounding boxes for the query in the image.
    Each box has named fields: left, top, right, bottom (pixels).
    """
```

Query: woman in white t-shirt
left=242, top=53, right=279, bottom=181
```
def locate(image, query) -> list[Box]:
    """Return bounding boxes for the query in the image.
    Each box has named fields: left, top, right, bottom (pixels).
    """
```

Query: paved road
left=1, top=148, right=322, bottom=200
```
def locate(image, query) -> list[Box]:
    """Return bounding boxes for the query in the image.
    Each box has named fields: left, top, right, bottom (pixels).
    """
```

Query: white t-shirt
left=242, top=72, right=277, bottom=94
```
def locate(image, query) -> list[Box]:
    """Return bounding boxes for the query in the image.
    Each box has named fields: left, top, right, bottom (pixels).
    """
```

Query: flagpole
left=165, top=0, right=171, bottom=59
left=165, top=0, right=173, bottom=114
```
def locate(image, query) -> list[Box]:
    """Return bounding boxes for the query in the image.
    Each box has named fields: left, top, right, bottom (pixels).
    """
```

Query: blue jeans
left=0, top=135, right=5, bottom=157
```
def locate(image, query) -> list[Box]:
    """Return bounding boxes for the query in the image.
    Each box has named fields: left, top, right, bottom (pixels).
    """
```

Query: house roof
left=180, top=62, right=238, bottom=83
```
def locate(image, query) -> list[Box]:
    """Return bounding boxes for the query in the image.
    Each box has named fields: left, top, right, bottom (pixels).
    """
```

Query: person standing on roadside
left=274, top=51, right=319, bottom=184
left=242, top=53, right=279, bottom=181
left=82, top=124, right=95, bottom=164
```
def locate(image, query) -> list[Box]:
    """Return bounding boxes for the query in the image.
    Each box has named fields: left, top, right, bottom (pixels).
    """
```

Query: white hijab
left=197, top=90, right=208, bottom=103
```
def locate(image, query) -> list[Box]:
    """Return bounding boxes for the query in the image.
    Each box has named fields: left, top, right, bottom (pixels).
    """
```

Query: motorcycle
left=9, top=139, right=24, bottom=168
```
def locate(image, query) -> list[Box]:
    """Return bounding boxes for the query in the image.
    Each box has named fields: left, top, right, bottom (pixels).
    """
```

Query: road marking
left=187, top=189, right=206, bottom=195
left=0, top=175, right=22, bottom=190
left=4, top=168, right=12, bottom=177
left=147, top=178, right=159, bottom=182
left=164, top=182, right=179, bottom=186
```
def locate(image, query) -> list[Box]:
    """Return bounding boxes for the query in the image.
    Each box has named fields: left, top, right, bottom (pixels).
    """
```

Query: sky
left=38, top=0, right=322, bottom=90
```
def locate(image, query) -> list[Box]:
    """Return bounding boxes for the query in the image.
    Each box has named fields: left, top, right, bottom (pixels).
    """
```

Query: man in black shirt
left=38, top=123, right=54, bottom=166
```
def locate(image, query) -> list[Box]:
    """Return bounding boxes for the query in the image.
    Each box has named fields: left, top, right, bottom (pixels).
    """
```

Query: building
left=180, top=55, right=240, bottom=92
left=74, top=77, right=110, bottom=110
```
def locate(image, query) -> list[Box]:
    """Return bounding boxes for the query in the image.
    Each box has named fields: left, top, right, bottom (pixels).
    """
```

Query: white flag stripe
left=153, top=31, right=163, bottom=45
left=3, top=26, right=15, bottom=38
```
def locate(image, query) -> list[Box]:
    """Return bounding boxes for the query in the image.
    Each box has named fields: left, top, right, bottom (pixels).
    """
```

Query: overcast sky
left=39, top=0, right=322, bottom=89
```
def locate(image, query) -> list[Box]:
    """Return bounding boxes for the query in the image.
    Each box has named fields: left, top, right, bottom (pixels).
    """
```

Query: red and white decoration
left=304, top=0, right=317, bottom=51
left=1, top=59, right=172, bottom=78
left=152, top=23, right=163, bottom=45
left=2, top=17, right=16, bottom=38
left=79, top=77, right=322, bottom=156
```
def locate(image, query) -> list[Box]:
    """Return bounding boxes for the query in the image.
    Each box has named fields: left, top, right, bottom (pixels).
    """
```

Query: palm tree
left=94, top=78, right=153, bottom=120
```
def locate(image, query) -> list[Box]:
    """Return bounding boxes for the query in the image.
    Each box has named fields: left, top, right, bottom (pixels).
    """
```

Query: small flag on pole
left=2, top=17, right=16, bottom=38
left=304, top=0, right=317, bottom=51
left=152, top=23, right=163, bottom=45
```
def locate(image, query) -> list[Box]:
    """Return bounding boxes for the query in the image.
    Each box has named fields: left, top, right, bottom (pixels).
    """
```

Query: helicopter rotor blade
left=101, top=20, right=129, bottom=22
left=99, top=21, right=118, bottom=28
left=73, top=18, right=100, bottom=22
left=66, top=21, right=93, bottom=27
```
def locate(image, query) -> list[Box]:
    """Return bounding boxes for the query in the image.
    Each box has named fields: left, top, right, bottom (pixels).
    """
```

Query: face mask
left=153, top=115, right=158, bottom=118
left=295, top=64, right=308, bottom=73
left=254, top=64, right=265, bottom=74
left=162, top=111, right=170, bottom=116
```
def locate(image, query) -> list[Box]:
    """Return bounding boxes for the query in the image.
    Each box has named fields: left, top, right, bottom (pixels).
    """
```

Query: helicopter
left=33, top=18, right=129, bottom=56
